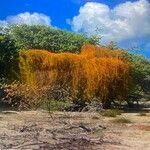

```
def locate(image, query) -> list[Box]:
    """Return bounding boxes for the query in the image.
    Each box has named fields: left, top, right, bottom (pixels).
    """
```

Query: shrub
left=101, top=109, right=122, bottom=117
left=45, top=99, right=72, bottom=111
left=0, top=82, right=49, bottom=110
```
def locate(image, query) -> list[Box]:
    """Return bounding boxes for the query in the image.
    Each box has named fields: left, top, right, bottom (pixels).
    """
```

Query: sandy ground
left=0, top=110, right=149, bottom=150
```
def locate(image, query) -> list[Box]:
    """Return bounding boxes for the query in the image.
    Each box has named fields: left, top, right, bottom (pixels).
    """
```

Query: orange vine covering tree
left=19, top=44, right=131, bottom=108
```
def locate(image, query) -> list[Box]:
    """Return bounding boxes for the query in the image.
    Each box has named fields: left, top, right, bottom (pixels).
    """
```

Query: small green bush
left=45, top=99, right=72, bottom=111
left=113, top=117, right=131, bottom=123
left=101, top=109, right=122, bottom=117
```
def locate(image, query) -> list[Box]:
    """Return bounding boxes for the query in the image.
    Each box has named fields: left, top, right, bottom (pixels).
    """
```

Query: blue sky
left=0, top=0, right=150, bottom=58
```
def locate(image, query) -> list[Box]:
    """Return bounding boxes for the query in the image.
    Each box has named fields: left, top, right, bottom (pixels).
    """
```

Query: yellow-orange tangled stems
left=19, top=44, right=131, bottom=104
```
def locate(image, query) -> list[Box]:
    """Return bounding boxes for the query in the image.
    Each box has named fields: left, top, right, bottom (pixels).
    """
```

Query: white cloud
left=0, top=20, right=8, bottom=27
left=0, top=12, right=51, bottom=26
left=70, top=0, right=150, bottom=43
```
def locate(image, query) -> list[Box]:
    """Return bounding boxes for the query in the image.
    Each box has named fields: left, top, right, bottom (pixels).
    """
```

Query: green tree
left=0, top=35, right=19, bottom=81
left=123, top=53, right=150, bottom=106
left=6, top=25, right=99, bottom=53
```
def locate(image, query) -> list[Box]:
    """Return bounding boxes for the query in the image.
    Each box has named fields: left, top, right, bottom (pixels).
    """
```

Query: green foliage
left=6, top=25, right=99, bottom=53
left=0, top=35, right=19, bottom=81
left=124, top=53, right=150, bottom=92
left=45, top=99, right=72, bottom=111
left=101, top=109, right=122, bottom=117
left=122, top=53, right=150, bottom=106
left=106, top=41, right=118, bottom=50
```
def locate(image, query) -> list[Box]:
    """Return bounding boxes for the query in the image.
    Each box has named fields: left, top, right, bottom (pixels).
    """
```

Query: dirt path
left=0, top=111, right=149, bottom=150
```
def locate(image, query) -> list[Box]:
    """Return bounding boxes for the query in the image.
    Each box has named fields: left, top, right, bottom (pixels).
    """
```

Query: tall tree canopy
left=3, top=25, right=99, bottom=53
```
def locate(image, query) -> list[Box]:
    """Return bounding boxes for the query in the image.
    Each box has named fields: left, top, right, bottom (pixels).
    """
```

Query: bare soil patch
left=0, top=111, right=149, bottom=150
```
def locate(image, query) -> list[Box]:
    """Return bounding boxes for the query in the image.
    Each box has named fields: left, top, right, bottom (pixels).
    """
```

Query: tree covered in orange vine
left=19, top=44, right=131, bottom=108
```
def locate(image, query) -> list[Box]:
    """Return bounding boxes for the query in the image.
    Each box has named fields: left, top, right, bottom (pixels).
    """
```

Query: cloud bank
left=70, top=0, right=150, bottom=43
left=0, top=12, right=51, bottom=26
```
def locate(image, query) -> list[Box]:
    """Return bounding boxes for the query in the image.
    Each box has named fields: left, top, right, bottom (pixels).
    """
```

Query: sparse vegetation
left=113, top=117, right=131, bottom=123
